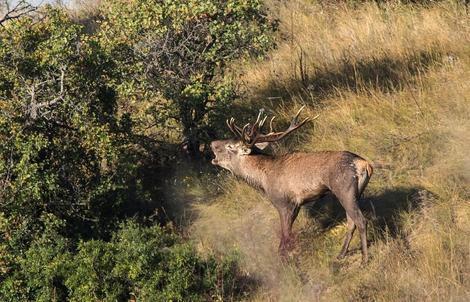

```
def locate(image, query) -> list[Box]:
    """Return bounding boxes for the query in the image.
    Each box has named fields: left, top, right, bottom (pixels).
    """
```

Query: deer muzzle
left=210, top=141, right=220, bottom=165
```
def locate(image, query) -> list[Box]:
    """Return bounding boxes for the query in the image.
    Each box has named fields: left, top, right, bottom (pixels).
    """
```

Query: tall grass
left=190, top=1, right=469, bottom=301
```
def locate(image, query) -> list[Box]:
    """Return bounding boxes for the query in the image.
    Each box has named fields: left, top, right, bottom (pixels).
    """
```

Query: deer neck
left=235, top=155, right=272, bottom=192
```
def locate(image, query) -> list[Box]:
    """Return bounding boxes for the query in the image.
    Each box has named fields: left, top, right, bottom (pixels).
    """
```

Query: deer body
left=210, top=107, right=373, bottom=262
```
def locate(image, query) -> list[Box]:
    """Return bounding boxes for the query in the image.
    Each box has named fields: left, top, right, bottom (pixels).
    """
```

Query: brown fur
left=211, top=139, right=373, bottom=262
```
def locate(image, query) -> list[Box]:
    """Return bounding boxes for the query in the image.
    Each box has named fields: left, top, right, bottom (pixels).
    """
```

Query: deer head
left=210, top=106, right=316, bottom=171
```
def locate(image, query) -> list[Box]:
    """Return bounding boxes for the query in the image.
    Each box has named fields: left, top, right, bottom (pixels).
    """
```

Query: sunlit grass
left=189, top=1, right=470, bottom=301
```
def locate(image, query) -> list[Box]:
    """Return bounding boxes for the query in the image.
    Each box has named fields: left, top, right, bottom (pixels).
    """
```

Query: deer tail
left=370, top=161, right=390, bottom=169
left=366, top=161, right=374, bottom=178
left=357, top=160, right=373, bottom=196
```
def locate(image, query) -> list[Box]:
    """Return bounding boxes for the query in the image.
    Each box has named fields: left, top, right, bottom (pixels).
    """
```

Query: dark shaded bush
left=0, top=1, right=270, bottom=300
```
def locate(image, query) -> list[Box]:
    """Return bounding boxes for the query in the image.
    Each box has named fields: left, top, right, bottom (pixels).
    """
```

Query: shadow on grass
left=201, top=49, right=444, bottom=153
left=254, top=49, right=442, bottom=104
left=303, top=186, right=432, bottom=240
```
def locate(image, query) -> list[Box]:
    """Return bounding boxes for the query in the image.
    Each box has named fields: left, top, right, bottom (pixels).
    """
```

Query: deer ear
left=254, top=142, right=270, bottom=150
left=226, top=144, right=237, bottom=154
left=240, top=145, right=252, bottom=155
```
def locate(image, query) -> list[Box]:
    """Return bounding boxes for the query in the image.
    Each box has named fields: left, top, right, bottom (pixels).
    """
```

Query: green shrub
left=1, top=219, right=243, bottom=301
left=0, top=7, right=146, bottom=298
left=0, top=5, right=140, bottom=245
left=97, top=0, right=276, bottom=155
left=0, top=2, right=260, bottom=300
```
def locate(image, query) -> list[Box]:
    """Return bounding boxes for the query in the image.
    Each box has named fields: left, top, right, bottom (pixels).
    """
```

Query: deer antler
left=226, top=106, right=318, bottom=147
left=226, top=117, right=243, bottom=137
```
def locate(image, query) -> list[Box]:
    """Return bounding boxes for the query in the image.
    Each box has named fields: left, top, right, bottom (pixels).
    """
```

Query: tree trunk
left=179, top=98, right=206, bottom=160
left=182, top=134, right=201, bottom=159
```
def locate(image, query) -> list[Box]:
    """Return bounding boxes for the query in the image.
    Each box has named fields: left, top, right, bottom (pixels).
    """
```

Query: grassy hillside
left=188, top=1, right=470, bottom=301
left=4, top=0, right=466, bottom=300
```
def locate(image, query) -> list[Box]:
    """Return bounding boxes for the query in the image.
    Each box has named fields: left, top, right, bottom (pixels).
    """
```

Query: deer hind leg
left=277, top=203, right=300, bottom=257
left=334, top=188, right=368, bottom=263
left=345, top=205, right=368, bottom=263
left=337, top=213, right=356, bottom=259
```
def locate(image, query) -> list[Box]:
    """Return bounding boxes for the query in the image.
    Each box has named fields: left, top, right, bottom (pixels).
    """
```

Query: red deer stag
left=210, top=107, right=373, bottom=262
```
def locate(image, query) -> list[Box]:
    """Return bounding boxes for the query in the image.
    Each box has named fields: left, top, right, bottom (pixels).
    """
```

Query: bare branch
left=0, top=1, right=37, bottom=27
left=26, top=67, right=67, bottom=120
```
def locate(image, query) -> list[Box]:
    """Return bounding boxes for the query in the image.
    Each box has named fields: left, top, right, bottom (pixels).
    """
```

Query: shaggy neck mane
left=235, top=154, right=272, bottom=192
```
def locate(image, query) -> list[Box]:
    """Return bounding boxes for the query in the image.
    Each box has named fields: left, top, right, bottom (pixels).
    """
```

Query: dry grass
left=189, top=1, right=470, bottom=301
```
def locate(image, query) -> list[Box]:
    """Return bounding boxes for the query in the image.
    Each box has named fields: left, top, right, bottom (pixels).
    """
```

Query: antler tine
left=292, top=116, right=310, bottom=129
left=247, top=110, right=266, bottom=138
left=259, top=115, right=268, bottom=129
left=254, top=110, right=262, bottom=126
left=250, top=106, right=315, bottom=145
left=292, top=105, right=306, bottom=124
left=269, top=116, right=276, bottom=133
left=225, top=119, right=236, bottom=134
left=226, top=119, right=237, bottom=136
left=253, top=110, right=264, bottom=131
left=242, top=123, right=251, bottom=142
left=290, top=113, right=319, bottom=129
left=226, top=117, right=244, bottom=138
left=288, top=105, right=316, bottom=129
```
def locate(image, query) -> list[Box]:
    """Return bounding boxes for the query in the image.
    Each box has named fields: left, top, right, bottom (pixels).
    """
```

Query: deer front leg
left=277, top=203, right=300, bottom=257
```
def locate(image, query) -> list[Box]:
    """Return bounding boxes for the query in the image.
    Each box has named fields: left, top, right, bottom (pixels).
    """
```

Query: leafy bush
left=0, top=7, right=143, bottom=299
left=1, top=219, right=241, bottom=301
left=97, top=0, right=276, bottom=155
left=0, top=6, right=138, bottom=246
left=70, top=221, right=242, bottom=301
left=0, top=2, right=263, bottom=300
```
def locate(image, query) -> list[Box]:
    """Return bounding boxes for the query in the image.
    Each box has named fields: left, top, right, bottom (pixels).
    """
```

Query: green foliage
left=1, top=220, right=242, bottom=301
left=0, top=3, right=261, bottom=299
left=0, top=7, right=146, bottom=299
left=98, top=0, right=276, bottom=154
left=0, top=6, right=136, bottom=246
left=0, top=213, right=71, bottom=301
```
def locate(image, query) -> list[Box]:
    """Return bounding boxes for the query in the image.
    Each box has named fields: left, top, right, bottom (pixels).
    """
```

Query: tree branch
left=27, top=67, right=67, bottom=120
left=0, top=0, right=37, bottom=27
